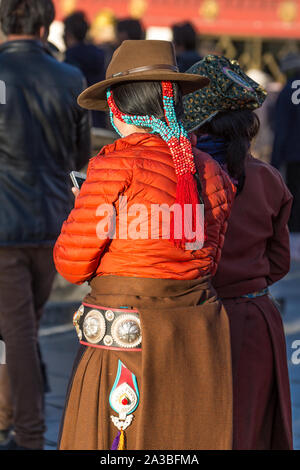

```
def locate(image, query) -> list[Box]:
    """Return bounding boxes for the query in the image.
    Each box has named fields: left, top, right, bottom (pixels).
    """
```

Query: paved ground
left=40, top=259, right=300, bottom=450
left=270, top=259, right=300, bottom=450
left=41, top=329, right=77, bottom=449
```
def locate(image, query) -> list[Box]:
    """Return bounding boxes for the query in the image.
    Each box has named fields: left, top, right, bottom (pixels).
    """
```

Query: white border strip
left=39, top=324, right=73, bottom=337
left=284, top=320, right=300, bottom=336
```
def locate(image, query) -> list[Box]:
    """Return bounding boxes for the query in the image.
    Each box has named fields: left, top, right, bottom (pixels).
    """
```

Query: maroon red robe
left=213, top=155, right=293, bottom=449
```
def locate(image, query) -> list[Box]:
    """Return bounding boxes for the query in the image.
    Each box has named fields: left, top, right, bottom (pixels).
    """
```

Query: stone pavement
left=39, top=277, right=89, bottom=450
left=40, top=261, right=300, bottom=450
left=40, top=330, right=77, bottom=449
left=270, top=259, right=300, bottom=450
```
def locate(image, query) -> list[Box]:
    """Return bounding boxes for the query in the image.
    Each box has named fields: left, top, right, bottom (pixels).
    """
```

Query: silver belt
left=73, top=303, right=142, bottom=351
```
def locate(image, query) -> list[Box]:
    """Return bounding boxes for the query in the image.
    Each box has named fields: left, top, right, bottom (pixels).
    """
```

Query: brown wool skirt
left=59, top=276, right=233, bottom=450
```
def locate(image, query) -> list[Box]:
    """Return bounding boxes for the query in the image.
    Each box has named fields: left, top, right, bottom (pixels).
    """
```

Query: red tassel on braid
left=171, top=172, right=203, bottom=249
left=107, top=81, right=204, bottom=250
left=160, top=82, right=203, bottom=249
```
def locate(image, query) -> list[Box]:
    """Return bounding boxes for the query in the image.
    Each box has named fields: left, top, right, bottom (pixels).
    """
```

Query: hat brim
left=77, top=71, right=210, bottom=111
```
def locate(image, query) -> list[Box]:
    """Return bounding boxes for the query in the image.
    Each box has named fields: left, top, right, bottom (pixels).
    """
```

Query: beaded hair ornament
left=106, top=81, right=202, bottom=249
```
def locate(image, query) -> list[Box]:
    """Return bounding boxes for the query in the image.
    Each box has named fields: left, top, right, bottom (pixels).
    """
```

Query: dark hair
left=64, top=11, right=89, bottom=42
left=198, top=110, right=260, bottom=194
left=116, top=18, right=145, bottom=41
left=172, top=22, right=197, bottom=51
left=112, top=81, right=183, bottom=128
left=0, top=0, right=55, bottom=36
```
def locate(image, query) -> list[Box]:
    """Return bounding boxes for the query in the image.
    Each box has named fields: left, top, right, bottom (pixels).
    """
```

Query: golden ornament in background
left=61, top=0, right=77, bottom=16
left=90, top=9, right=116, bottom=44
left=278, top=1, right=298, bottom=23
left=129, top=0, right=148, bottom=19
left=200, top=0, right=219, bottom=21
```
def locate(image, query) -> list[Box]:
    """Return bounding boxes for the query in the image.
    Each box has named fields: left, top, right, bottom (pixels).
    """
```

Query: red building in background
left=54, top=0, right=300, bottom=39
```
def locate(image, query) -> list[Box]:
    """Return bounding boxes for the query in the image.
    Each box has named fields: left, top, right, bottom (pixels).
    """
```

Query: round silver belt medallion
left=105, top=310, right=115, bottom=322
left=103, top=335, right=113, bottom=346
left=111, top=314, right=142, bottom=349
left=83, top=309, right=106, bottom=344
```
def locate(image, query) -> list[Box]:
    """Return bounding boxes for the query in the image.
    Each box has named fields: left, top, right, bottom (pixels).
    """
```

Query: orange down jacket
left=54, top=133, right=236, bottom=284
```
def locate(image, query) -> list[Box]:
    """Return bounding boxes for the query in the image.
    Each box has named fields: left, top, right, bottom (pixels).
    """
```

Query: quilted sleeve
left=53, top=152, right=132, bottom=284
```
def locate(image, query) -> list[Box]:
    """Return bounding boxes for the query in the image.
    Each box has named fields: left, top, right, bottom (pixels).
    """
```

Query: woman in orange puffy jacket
left=54, top=40, right=236, bottom=450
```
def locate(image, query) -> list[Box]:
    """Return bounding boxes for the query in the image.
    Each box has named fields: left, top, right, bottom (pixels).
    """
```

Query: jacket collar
left=0, top=39, right=45, bottom=55
left=100, top=132, right=168, bottom=156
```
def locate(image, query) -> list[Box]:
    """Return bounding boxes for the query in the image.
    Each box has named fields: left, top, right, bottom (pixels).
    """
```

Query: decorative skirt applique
left=110, top=360, right=139, bottom=450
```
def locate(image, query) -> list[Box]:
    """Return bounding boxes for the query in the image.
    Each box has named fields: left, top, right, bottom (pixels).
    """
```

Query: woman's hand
left=189, top=132, right=201, bottom=158
left=72, top=187, right=80, bottom=199
left=189, top=132, right=197, bottom=147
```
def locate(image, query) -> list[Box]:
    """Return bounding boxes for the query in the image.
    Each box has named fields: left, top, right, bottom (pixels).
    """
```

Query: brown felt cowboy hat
left=78, top=40, right=210, bottom=111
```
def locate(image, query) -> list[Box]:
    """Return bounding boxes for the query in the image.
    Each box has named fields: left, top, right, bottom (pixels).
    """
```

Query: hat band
left=108, top=64, right=179, bottom=79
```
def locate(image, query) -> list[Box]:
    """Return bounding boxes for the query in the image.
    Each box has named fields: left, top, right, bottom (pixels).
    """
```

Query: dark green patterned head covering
left=182, top=55, right=267, bottom=133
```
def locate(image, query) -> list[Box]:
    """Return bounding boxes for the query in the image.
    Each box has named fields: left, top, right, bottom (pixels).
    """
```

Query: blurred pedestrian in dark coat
left=116, top=18, right=145, bottom=45
left=246, top=69, right=281, bottom=163
left=0, top=0, right=91, bottom=451
left=183, top=56, right=293, bottom=450
left=172, top=22, right=202, bottom=72
left=64, top=11, right=107, bottom=128
left=271, top=53, right=300, bottom=233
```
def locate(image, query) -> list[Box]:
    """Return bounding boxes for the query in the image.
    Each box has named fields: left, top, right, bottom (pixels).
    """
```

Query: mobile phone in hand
left=70, top=171, right=86, bottom=190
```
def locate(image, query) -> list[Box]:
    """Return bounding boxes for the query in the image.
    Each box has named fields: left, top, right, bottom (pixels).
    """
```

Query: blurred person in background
left=97, top=18, right=145, bottom=73
left=0, top=364, right=13, bottom=444
left=183, top=56, right=293, bottom=449
left=247, top=69, right=281, bottom=164
left=0, top=25, right=5, bottom=44
left=116, top=18, right=145, bottom=46
left=0, top=18, right=13, bottom=448
left=88, top=10, right=116, bottom=70
left=271, top=53, right=300, bottom=233
left=172, top=21, right=202, bottom=73
left=64, top=11, right=107, bottom=129
left=0, top=0, right=91, bottom=450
